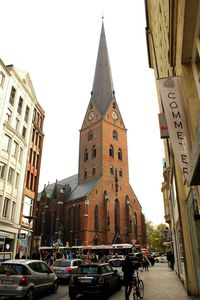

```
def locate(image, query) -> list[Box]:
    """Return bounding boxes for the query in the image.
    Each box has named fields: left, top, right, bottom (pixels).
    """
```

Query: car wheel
left=52, top=280, right=58, bottom=293
left=25, top=288, right=34, bottom=300
left=69, top=290, right=77, bottom=300
left=155, top=259, right=159, bottom=263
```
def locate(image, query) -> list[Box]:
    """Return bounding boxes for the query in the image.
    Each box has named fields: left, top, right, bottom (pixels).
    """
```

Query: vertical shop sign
left=158, top=77, right=191, bottom=183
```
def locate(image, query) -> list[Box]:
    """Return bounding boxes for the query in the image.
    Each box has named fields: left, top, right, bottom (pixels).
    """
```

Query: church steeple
left=91, top=21, right=115, bottom=115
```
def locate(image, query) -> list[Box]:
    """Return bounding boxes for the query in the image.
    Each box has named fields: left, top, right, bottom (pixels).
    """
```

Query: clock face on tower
left=111, top=110, right=118, bottom=120
left=88, top=111, right=95, bottom=121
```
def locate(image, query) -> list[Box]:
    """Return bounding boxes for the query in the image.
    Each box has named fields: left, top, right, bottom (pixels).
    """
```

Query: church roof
left=91, top=22, right=115, bottom=115
left=42, top=174, right=100, bottom=202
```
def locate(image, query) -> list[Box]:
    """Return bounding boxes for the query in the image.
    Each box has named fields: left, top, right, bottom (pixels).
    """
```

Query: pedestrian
left=142, top=255, right=150, bottom=271
left=122, top=254, right=135, bottom=300
left=167, top=250, right=175, bottom=270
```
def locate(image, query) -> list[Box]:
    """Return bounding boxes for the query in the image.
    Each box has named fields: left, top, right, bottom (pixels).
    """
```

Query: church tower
left=79, top=22, right=129, bottom=187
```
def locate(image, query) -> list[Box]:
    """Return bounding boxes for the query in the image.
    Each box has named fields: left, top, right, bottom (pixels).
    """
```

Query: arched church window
left=113, top=130, right=118, bottom=140
left=133, top=212, right=138, bottom=237
left=118, top=148, right=122, bottom=160
left=92, top=145, right=96, bottom=158
left=119, top=168, right=123, bottom=177
left=88, top=130, right=93, bottom=141
left=114, top=199, right=120, bottom=233
left=92, top=165, right=96, bottom=176
left=84, top=149, right=88, bottom=162
left=84, top=168, right=87, bottom=179
left=94, top=205, right=98, bottom=231
left=109, top=145, right=114, bottom=157
left=110, top=165, right=114, bottom=175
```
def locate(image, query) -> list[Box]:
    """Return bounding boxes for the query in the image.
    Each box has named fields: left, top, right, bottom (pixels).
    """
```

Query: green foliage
left=146, top=220, right=169, bottom=253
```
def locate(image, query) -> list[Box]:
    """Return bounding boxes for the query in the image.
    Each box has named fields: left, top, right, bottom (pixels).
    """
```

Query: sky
left=1, top=0, right=165, bottom=225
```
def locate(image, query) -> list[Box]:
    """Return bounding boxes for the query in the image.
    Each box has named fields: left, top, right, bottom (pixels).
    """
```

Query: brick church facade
left=34, top=22, right=146, bottom=248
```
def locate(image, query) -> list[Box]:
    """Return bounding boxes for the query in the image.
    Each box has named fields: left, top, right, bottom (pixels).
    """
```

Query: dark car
left=0, top=259, right=58, bottom=300
left=68, top=262, right=121, bottom=300
left=51, top=258, right=85, bottom=281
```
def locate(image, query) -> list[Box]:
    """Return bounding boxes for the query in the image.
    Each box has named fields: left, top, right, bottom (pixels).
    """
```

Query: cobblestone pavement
left=136, top=263, right=200, bottom=300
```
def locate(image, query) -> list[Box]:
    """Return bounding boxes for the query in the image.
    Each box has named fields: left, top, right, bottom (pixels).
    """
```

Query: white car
left=155, top=254, right=168, bottom=263
left=108, top=258, right=124, bottom=282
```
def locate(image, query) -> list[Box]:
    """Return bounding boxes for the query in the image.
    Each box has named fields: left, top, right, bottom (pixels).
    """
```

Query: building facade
left=0, top=60, right=44, bottom=258
left=145, top=0, right=200, bottom=296
left=35, top=22, right=146, bottom=249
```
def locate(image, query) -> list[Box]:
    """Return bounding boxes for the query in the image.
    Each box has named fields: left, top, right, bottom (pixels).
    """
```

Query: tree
left=146, top=221, right=169, bottom=253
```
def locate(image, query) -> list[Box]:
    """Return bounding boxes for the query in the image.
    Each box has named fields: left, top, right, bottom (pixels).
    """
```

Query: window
left=15, top=173, right=20, bottom=188
left=84, top=149, right=88, bottom=162
left=12, top=141, right=18, bottom=157
left=119, top=168, right=123, bottom=177
left=26, top=170, right=30, bottom=188
left=0, top=71, right=5, bottom=88
left=30, top=173, right=34, bottom=190
left=133, top=213, right=138, bottom=237
left=33, top=151, right=36, bottom=167
left=118, top=148, right=122, bottom=160
left=9, top=87, right=16, bottom=106
left=7, top=167, right=14, bottom=184
left=11, top=202, right=16, bottom=221
left=94, top=205, right=98, bottom=231
left=24, top=106, right=30, bottom=123
left=5, top=108, right=12, bottom=123
left=113, top=130, right=118, bottom=140
left=92, top=165, right=96, bottom=176
left=0, top=162, right=6, bottom=179
left=32, top=128, right=35, bottom=143
left=2, top=134, right=11, bottom=151
left=35, top=132, right=38, bottom=146
left=114, top=199, right=120, bottom=233
left=88, top=130, right=93, bottom=141
left=90, top=103, right=93, bottom=109
left=84, top=168, right=87, bottom=179
left=92, top=145, right=96, bottom=158
left=38, top=135, right=41, bottom=149
left=109, top=145, right=114, bottom=157
left=17, top=97, right=23, bottom=115
left=110, top=165, right=114, bottom=175
left=2, top=197, right=10, bottom=218
left=23, top=196, right=33, bottom=217
left=113, top=102, right=116, bottom=109
left=19, top=147, right=23, bottom=162
left=14, top=118, right=19, bottom=131
left=22, top=126, right=26, bottom=138
left=29, top=149, right=32, bottom=164
left=36, top=154, right=39, bottom=169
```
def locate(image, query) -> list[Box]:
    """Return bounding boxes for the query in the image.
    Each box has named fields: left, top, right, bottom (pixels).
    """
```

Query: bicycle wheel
left=132, top=286, right=140, bottom=300
left=138, top=279, right=144, bottom=298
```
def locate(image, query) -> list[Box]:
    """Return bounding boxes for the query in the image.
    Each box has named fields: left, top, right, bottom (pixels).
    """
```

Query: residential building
left=0, top=59, right=44, bottom=258
left=35, top=22, right=146, bottom=249
left=145, top=0, right=200, bottom=296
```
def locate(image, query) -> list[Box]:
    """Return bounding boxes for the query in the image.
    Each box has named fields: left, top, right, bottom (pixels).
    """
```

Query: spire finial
left=102, top=13, right=104, bottom=22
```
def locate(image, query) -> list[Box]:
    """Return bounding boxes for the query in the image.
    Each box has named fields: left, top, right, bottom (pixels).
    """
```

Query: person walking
left=167, top=250, right=175, bottom=270
left=122, top=254, right=135, bottom=300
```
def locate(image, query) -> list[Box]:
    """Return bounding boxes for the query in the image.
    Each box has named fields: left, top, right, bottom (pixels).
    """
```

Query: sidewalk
left=139, top=263, right=200, bottom=300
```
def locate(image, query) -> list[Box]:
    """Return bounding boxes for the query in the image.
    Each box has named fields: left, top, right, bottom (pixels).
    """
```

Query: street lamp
left=23, top=215, right=37, bottom=259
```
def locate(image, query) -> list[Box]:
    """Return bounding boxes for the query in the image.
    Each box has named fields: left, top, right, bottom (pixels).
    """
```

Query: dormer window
left=84, top=149, right=88, bottom=162
left=113, top=130, right=118, bottom=140
left=109, top=145, right=114, bottom=158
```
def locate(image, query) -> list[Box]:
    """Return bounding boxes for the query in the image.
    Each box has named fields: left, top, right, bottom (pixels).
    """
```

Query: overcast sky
left=1, top=0, right=165, bottom=225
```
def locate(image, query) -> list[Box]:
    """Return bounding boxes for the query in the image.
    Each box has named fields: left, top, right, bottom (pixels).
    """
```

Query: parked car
left=108, top=258, right=124, bottom=282
left=69, top=262, right=121, bottom=300
left=155, top=254, right=168, bottom=263
left=0, top=259, right=58, bottom=299
left=51, top=258, right=85, bottom=281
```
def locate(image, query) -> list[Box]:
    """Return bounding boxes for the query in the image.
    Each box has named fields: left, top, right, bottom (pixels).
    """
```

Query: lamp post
left=23, top=215, right=36, bottom=259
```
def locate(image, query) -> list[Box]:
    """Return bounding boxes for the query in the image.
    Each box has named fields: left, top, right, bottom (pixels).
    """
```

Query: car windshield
left=52, top=260, right=71, bottom=267
left=0, top=264, right=30, bottom=275
left=109, top=260, right=123, bottom=267
left=77, top=266, right=99, bottom=274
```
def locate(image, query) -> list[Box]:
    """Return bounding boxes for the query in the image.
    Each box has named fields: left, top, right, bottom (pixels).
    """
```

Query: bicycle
left=132, top=270, right=144, bottom=300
